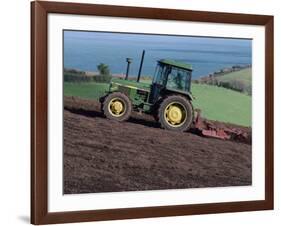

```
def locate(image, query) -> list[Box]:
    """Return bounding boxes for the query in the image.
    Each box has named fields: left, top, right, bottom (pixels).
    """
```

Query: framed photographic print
left=31, top=1, right=274, bottom=225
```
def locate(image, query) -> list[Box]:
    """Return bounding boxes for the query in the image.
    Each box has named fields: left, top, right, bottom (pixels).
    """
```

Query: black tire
left=158, top=95, right=193, bottom=132
left=102, top=92, right=132, bottom=122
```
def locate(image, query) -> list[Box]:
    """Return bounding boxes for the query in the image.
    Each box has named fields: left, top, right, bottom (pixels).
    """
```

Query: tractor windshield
left=153, top=64, right=166, bottom=85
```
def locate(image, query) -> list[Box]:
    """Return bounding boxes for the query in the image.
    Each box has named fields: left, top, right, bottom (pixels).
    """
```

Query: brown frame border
left=31, top=1, right=274, bottom=224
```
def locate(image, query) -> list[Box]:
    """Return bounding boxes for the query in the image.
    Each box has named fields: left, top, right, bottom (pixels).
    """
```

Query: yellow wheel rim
left=164, top=102, right=187, bottom=127
left=108, top=98, right=126, bottom=117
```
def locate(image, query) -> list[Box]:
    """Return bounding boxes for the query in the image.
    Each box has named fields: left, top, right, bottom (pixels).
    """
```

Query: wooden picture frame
left=31, top=1, right=274, bottom=224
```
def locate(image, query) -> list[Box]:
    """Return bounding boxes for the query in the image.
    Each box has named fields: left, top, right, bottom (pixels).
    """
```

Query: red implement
left=193, top=109, right=247, bottom=141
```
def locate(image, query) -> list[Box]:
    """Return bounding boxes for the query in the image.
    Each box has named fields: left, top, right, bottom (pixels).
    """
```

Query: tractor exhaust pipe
left=125, top=58, right=132, bottom=80
left=137, top=50, right=145, bottom=82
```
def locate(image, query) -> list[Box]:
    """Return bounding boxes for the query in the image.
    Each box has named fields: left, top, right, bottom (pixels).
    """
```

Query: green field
left=191, top=84, right=251, bottom=126
left=217, top=68, right=252, bottom=86
left=64, top=81, right=251, bottom=126
left=64, top=82, right=109, bottom=100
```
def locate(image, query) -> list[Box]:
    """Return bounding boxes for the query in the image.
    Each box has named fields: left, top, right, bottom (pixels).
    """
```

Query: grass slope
left=64, top=82, right=251, bottom=126
left=191, top=84, right=251, bottom=126
left=217, top=68, right=252, bottom=86
left=64, top=82, right=109, bottom=100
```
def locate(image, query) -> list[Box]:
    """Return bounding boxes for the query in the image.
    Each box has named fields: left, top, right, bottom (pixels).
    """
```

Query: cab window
left=166, top=67, right=189, bottom=91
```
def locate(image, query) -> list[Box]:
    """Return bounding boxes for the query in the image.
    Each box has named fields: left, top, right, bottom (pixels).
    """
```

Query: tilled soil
left=64, top=96, right=252, bottom=194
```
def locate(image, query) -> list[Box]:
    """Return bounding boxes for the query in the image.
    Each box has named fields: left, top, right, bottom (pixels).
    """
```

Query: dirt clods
left=64, top=96, right=252, bottom=194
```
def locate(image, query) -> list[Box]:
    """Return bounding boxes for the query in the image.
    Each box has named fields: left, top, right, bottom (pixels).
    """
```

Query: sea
left=63, top=30, right=252, bottom=79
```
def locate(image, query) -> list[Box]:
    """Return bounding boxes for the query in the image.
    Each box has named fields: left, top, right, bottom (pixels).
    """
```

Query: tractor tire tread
left=157, top=95, right=193, bottom=132
left=102, top=92, right=132, bottom=122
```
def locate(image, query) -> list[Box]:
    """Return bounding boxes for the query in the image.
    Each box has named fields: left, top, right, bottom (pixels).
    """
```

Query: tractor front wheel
left=102, top=92, right=132, bottom=121
left=158, top=95, right=193, bottom=132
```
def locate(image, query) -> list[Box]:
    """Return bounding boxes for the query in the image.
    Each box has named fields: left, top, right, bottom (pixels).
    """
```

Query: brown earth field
left=64, top=96, right=252, bottom=194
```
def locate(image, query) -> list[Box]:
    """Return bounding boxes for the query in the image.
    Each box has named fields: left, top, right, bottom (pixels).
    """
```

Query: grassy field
left=64, top=82, right=109, bottom=100
left=191, top=84, right=251, bottom=126
left=64, top=82, right=251, bottom=126
left=216, top=68, right=252, bottom=86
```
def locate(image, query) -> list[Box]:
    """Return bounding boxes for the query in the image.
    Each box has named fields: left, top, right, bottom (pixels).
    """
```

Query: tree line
left=64, top=63, right=112, bottom=83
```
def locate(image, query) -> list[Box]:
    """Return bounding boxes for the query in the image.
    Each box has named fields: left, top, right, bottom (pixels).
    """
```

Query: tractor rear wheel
left=158, top=95, right=193, bottom=131
left=103, top=92, right=132, bottom=121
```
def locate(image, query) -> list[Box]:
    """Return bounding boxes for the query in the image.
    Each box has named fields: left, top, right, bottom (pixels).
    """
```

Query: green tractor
left=100, top=51, right=194, bottom=132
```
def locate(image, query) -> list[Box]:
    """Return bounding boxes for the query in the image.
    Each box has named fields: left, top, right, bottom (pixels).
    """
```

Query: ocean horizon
left=63, top=30, right=252, bottom=78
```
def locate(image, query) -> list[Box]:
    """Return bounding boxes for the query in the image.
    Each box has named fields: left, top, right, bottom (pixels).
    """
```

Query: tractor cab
left=150, top=59, right=193, bottom=104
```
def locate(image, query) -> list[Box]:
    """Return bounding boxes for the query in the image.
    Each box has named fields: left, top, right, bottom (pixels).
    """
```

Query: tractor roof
left=158, top=59, right=193, bottom=71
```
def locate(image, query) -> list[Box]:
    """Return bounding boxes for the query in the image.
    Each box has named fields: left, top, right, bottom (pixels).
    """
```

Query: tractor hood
left=110, top=77, right=151, bottom=91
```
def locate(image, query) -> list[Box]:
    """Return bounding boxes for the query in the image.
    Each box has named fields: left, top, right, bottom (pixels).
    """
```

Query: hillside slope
left=192, top=84, right=251, bottom=126
left=216, top=67, right=252, bottom=86
left=64, top=97, right=251, bottom=194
